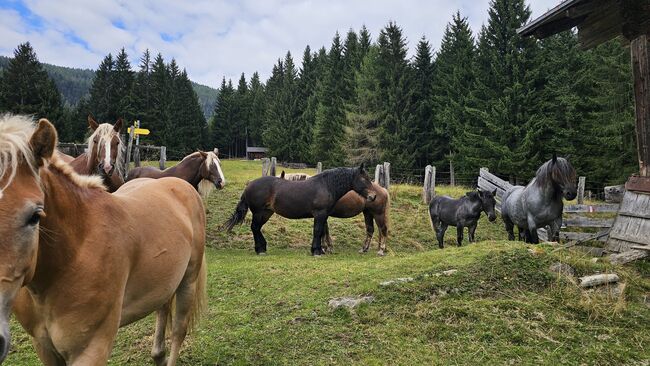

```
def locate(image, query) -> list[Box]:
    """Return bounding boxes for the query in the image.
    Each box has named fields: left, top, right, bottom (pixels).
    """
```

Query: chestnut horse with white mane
left=0, top=115, right=206, bottom=365
left=68, top=115, right=125, bottom=192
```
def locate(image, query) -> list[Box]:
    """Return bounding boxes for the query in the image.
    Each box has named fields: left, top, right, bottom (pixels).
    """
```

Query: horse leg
left=437, top=223, right=448, bottom=249
left=251, top=210, right=273, bottom=255
left=503, top=215, right=516, bottom=241
left=527, top=215, right=540, bottom=244
left=468, top=223, right=477, bottom=243
left=374, top=212, right=388, bottom=256
left=167, top=278, right=198, bottom=366
left=151, top=301, right=171, bottom=366
left=32, top=341, right=65, bottom=366
left=550, top=218, right=562, bottom=242
left=311, top=214, right=328, bottom=256
left=359, top=210, right=374, bottom=254
left=322, top=222, right=333, bottom=254
left=456, top=225, right=464, bottom=246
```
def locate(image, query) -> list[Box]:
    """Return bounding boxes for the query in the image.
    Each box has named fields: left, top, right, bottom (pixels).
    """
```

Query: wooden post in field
left=375, top=164, right=383, bottom=186
left=383, top=162, right=390, bottom=189
left=577, top=176, right=586, bottom=204
left=631, top=33, right=650, bottom=177
left=159, top=146, right=167, bottom=170
left=125, top=127, right=135, bottom=172
left=449, top=160, right=455, bottom=187
left=423, top=165, right=436, bottom=204
left=316, top=162, right=322, bottom=174
left=270, top=157, right=277, bottom=177
left=262, top=158, right=270, bottom=176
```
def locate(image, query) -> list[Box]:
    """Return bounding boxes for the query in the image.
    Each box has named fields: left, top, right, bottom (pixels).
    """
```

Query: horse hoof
left=257, top=252, right=267, bottom=256
left=358, top=249, right=367, bottom=254
left=377, top=250, right=385, bottom=256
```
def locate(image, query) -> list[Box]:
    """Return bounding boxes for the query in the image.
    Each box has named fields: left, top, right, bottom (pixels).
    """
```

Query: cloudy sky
left=0, top=0, right=560, bottom=88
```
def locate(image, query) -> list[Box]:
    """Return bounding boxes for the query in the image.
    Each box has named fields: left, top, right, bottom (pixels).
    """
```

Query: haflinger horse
left=223, top=165, right=375, bottom=256
left=279, top=170, right=390, bottom=255
left=127, top=150, right=225, bottom=199
left=428, top=189, right=497, bottom=248
left=0, top=115, right=207, bottom=366
left=69, top=115, right=125, bottom=192
left=501, top=154, right=577, bottom=244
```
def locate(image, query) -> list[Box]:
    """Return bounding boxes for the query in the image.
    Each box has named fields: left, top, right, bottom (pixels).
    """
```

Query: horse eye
left=26, top=208, right=44, bottom=226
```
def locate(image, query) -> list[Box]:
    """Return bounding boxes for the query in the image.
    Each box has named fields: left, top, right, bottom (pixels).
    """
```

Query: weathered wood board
left=607, top=190, right=650, bottom=252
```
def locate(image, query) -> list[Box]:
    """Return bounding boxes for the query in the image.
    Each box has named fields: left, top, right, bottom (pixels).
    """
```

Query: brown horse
left=280, top=171, right=390, bottom=255
left=127, top=150, right=225, bottom=199
left=224, top=165, right=375, bottom=256
left=69, top=115, right=125, bottom=192
left=0, top=115, right=206, bottom=366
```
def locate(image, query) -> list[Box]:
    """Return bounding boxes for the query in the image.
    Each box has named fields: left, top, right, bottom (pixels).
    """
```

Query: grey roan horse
left=429, top=189, right=497, bottom=248
left=501, top=154, right=577, bottom=244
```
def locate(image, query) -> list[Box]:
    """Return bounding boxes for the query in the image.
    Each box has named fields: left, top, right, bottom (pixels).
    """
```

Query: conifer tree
left=211, top=78, right=236, bottom=156
left=408, top=37, right=435, bottom=169
left=247, top=72, right=266, bottom=147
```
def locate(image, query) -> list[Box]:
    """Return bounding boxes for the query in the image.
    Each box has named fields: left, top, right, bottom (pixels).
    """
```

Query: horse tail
left=189, top=252, right=208, bottom=332
left=428, top=197, right=439, bottom=230
left=222, top=192, right=249, bottom=231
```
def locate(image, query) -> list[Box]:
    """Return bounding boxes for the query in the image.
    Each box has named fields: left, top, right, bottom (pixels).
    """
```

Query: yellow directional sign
left=127, top=127, right=150, bottom=135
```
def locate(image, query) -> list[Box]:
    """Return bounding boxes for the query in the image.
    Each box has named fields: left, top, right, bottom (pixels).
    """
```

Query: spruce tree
left=211, top=78, right=236, bottom=156
left=313, top=33, right=347, bottom=167
left=88, top=53, right=116, bottom=122
left=0, top=42, right=64, bottom=130
left=247, top=72, right=266, bottom=147
left=408, top=37, right=435, bottom=169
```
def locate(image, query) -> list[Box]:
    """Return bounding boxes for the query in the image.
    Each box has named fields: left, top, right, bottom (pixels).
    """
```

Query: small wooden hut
left=518, top=0, right=650, bottom=261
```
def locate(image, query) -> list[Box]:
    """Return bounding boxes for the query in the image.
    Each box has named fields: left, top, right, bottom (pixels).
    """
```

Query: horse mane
left=0, top=114, right=37, bottom=196
left=0, top=114, right=105, bottom=195
left=87, top=123, right=124, bottom=176
left=313, top=167, right=357, bottom=198
left=535, top=157, right=575, bottom=188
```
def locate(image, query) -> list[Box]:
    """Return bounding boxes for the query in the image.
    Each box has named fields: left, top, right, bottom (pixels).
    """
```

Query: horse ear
left=88, top=115, right=99, bottom=131
left=552, top=152, right=557, bottom=163
left=30, top=119, right=58, bottom=167
left=199, top=151, right=208, bottom=159
left=492, top=189, right=497, bottom=196
left=213, top=148, right=219, bottom=156
left=113, top=118, right=123, bottom=132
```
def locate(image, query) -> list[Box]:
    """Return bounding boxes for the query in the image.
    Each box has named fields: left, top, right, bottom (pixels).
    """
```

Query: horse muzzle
left=564, top=191, right=577, bottom=200
left=488, top=214, right=497, bottom=222
left=214, top=180, right=225, bottom=190
left=366, top=191, right=377, bottom=202
left=0, top=323, right=9, bottom=364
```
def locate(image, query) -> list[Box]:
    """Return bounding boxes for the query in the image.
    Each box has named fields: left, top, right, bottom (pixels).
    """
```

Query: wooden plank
left=316, top=162, right=322, bottom=174
left=609, top=250, right=649, bottom=264
left=383, top=162, right=391, bottom=189
left=618, top=211, right=650, bottom=219
left=159, top=146, right=166, bottom=170
left=125, top=127, right=134, bottom=171
left=423, top=165, right=435, bottom=204
left=270, top=157, right=277, bottom=177
left=577, top=176, right=586, bottom=204
left=449, top=160, right=455, bottom=187
left=261, top=158, right=270, bottom=176
left=631, top=245, right=650, bottom=251
left=564, top=204, right=619, bottom=213
left=631, top=33, right=650, bottom=176
left=563, top=217, right=614, bottom=228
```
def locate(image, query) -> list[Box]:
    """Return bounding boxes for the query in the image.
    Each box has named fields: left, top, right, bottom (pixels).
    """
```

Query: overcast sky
left=0, top=0, right=560, bottom=88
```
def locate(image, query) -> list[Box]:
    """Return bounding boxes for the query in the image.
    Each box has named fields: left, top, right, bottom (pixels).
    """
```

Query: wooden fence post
left=125, top=127, right=135, bottom=172
left=450, top=160, right=455, bottom=186
left=270, top=157, right=277, bottom=177
left=159, top=146, right=167, bottom=170
left=316, top=162, right=322, bottom=174
left=577, top=176, right=586, bottom=204
left=423, top=165, right=436, bottom=203
left=383, top=162, right=390, bottom=189
left=262, top=158, right=270, bottom=176
left=375, top=164, right=383, bottom=186
left=134, top=146, right=141, bottom=168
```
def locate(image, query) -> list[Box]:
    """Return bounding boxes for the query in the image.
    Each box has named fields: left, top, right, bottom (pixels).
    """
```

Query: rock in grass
left=549, top=262, right=576, bottom=278
left=579, top=273, right=619, bottom=288
left=379, top=277, right=414, bottom=286
left=328, top=296, right=374, bottom=309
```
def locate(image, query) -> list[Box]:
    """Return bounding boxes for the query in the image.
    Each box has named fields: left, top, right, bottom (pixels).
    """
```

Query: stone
left=379, top=277, right=414, bottom=286
left=328, top=296, right=374, bottom=309
left=579, top=273, right=619, bottom=288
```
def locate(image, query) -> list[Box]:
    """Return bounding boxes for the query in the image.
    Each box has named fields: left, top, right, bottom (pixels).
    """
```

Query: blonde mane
left=87, top=123, right=124, bottom=176
left=0, top=114, right=37, bottom=197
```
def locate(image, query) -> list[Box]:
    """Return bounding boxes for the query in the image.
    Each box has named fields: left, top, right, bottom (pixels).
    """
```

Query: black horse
left=223, top=164, right=375, bottom=255
left=428, top=189, right=497, bottom=248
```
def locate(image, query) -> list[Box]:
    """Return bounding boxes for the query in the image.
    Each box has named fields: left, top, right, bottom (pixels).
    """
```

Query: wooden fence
left=477, top=168, right=619, bottom=243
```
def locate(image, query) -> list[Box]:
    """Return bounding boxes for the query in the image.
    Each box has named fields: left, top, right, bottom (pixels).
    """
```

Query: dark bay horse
left=280, top=170, right=390, bottom=255
left=223, top=165, right=374, bottom=256
left=429, top=189, right=497, bottom=248
left=0, top=115, right=206, bottom=365
left=69, top=115, right=125, bottom=192
left=501, top=154, right=577, bottom=244
left=127, top=150, right=225, bottom=199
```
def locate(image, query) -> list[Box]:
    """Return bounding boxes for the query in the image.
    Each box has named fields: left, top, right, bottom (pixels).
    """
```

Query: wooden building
left=246, top=146, right=269, bottom=160
left=518, top=0, right=650, bottom=260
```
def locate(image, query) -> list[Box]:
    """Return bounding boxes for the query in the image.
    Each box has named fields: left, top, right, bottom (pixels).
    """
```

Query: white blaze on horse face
left=214, top=158, right=225, bottom=185
left=103, top=139, right=112, bottom=173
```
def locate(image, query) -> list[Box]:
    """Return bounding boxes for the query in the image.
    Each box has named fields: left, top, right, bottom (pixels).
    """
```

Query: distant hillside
left=0, top=55, right=217, bottom=118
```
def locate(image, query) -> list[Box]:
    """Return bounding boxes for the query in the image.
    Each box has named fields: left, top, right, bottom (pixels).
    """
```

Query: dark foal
left=429, top=189, right=497, bottom=248
left=223, top=164, right=374, bottom=256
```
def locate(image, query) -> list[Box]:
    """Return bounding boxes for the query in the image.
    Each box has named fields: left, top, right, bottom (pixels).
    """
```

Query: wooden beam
left=631, top=33, right=650, bottom=176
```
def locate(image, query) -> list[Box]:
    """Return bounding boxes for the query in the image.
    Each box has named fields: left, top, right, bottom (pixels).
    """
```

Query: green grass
left=8, top=160, right=650, bottom=365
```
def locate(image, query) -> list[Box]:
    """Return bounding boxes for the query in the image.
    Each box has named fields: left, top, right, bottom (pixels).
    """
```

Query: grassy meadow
left=8, top=160, right=650, bottom=365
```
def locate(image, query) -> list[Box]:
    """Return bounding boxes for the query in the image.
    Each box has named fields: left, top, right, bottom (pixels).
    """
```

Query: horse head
left=87, top=115, right=123, bottom=178
left=199, top=149, right=225, bottom=190
left=476, top=189, right=498, bottom=222
left=0, top=116, right=56, bottom=364
left=548, top=153, right=577, bottom=200
left=352, top=163, right=376, bottom=201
